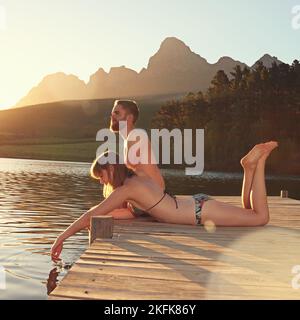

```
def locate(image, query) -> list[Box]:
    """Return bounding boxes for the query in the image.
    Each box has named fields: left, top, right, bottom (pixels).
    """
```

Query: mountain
left=17, top=72, right=87, bottom=107
left=211, top=56, right=247, bottom=79
left=87, top=66, right=139, bottom=98
left=251, top=54, right=283, bottom=69
left=14, top=37, right=284, bottom=108
left=138, top=37, right=212, bottom=94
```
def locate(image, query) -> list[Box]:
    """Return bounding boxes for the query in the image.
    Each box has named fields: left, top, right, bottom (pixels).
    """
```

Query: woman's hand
left=51, top=237, right=64, bottom=262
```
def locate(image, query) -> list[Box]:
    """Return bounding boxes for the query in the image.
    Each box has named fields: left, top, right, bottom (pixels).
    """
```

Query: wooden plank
left=68, top=263, right=293, bottom=290
left=76, top=257, right=258, bottom=273
left=49, top=196, right=300, bottom=300
left=49, top=272, right=299, bottom=300
left=89, top=216, right=113, bottom=245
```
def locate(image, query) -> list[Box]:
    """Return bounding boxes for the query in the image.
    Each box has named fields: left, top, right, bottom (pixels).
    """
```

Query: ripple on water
left=0, top=158, right=299, bottom=299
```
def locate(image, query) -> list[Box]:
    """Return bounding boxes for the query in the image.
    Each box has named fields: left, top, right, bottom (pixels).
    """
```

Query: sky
left=0, top=0, right=299, bottom=109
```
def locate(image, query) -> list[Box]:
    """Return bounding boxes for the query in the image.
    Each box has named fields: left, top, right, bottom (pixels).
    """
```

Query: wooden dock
left=49, top=195, right=300, bottom=300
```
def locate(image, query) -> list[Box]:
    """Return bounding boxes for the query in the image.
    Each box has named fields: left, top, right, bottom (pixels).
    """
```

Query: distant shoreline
left=0, top=156, right=91, bottom=165
left=1, top=152, right=300, bottom=179
left=0, top=140, right=98, bottom=164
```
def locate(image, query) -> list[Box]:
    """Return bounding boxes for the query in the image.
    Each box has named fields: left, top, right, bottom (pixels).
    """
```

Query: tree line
left=152, top=60, right=300, bottom=174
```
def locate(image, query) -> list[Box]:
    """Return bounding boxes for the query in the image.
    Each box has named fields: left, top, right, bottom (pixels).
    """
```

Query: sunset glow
left=0, top=0, right=299, bottom=109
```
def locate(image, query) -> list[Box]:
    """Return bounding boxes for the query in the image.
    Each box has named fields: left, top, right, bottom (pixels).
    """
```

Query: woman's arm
left=51, top=185, right=131, bottom=261
left=107, top=206, right=136, bottom=220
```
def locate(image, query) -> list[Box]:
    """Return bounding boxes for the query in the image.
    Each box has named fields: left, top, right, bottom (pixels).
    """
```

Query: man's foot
left=240, top=143, right=270, bottom=170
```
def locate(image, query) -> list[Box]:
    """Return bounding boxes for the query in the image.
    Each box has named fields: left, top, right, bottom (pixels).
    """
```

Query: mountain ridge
left=15, top=37, right=283, bottom=108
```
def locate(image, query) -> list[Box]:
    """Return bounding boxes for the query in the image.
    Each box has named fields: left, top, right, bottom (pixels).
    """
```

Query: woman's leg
left=201, top=141, right=278, bottom=227
left=241, top=168, right=255, bottom=209
left=240, top=144, right=266, bottom=209
left=249, top=143, right=277, bottom=223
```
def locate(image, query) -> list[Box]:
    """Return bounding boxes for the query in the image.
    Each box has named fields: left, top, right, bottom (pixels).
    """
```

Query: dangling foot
left=240, top=143, right=269, bottom=170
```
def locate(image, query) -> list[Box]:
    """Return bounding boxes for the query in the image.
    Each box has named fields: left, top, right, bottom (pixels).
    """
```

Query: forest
left=152, top=61, right=300, bottom=174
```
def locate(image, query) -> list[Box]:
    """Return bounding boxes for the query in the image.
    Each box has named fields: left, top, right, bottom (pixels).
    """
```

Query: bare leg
left=241, top=168, right=255, bottom=209
left=240, top=144, right=268, bottom=209
left=249, top=141, right=278, bottom=222
left=201, top=141, right=278, bottom=227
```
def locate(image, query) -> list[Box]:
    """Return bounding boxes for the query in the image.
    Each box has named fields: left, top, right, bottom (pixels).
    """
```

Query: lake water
left=0, top=158, right=299, bottom=300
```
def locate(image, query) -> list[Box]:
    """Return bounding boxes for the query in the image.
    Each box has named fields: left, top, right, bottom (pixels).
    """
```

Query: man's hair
left=114, top=100, right=139, bottom=123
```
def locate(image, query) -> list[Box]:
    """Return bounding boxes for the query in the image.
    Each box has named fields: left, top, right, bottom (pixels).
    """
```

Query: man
left=108, top=99, right=165, bottom=218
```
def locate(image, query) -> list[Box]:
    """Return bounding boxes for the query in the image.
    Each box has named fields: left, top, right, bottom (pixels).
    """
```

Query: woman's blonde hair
left=90, top=151, right=134, bottom=198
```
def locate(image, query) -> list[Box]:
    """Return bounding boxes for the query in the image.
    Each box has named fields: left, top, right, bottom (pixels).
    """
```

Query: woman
left=51, top=141, right=278, bottom=261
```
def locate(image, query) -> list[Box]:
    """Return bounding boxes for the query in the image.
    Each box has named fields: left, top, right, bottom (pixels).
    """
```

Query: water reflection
left=47, top=268, right=59, bottom=295
left=0, top=158, right=299, bottom=299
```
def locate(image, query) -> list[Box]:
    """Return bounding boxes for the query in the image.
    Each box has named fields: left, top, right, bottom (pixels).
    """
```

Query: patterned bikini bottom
left=192, top=193, right=213, bottom=225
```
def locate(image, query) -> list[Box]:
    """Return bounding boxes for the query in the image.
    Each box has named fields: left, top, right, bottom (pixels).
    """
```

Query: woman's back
left=125, top=175, right=196, bottom=225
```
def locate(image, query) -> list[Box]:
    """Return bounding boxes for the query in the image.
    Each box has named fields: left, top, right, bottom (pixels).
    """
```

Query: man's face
left=110, top=104, right=128, bottom=132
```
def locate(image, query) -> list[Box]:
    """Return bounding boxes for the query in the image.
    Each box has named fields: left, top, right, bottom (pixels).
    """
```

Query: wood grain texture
left=89, top=216, right=113, bottom=245
left=49, top=196, right=300, bottom=300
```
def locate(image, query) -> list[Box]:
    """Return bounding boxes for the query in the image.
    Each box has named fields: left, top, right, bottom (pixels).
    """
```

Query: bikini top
left=145, top=189, right=178, bottom=212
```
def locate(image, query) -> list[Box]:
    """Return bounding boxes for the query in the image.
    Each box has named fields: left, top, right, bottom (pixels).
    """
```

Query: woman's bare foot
left=259, top=141, right=279, bottom=162
left=240, top=143, right=269, bottom=170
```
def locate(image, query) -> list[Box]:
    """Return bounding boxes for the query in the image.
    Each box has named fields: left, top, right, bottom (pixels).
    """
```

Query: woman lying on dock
left=51, top=141, right=278, bottom=261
